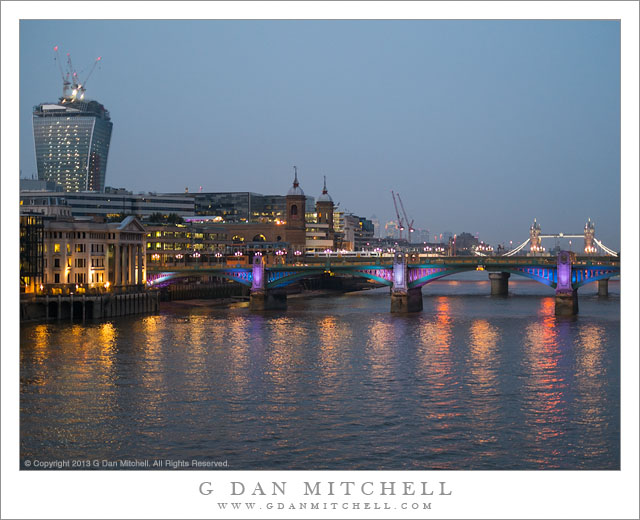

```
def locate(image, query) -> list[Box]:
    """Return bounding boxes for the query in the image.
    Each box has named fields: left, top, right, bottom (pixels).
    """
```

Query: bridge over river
left=147, top=252, right=619, bottom=315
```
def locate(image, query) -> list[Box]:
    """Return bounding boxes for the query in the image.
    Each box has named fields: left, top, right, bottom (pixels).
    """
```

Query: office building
left=33, top=98, right=113, bottom=192
left=165, top=191, right=315, bottom=223
left=19, top=190, right=195, bottom=219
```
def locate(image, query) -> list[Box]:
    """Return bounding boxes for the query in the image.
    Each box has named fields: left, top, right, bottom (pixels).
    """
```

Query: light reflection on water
left=20, top=280, right=620, bottom=469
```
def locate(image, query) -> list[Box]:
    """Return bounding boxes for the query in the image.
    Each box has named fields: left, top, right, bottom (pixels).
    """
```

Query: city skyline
left=19, top=20, right=621, bottom=248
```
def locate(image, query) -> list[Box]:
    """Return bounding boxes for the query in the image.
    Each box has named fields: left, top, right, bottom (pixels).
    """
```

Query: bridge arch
left=572, top=268, right=620, bottom=289
left=264, top=265, right=394, bottom=289
left=408, top=266, right=475, bottom=288
left=407, top=264, right=558, bottom=289
left=147, top=269, right=253, bottom=287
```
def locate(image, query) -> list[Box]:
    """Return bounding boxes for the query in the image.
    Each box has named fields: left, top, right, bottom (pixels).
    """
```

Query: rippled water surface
left=21, top=279, right=620, bottom=469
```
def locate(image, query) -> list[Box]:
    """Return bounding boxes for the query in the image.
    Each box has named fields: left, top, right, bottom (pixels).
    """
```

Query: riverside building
left=40, top=216, right=147, bottom=292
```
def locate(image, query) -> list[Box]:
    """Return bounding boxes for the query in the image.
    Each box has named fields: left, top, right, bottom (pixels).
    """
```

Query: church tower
left=316, top=176, right=334, bottom=243
left=285, top=166, right=307, bottom=250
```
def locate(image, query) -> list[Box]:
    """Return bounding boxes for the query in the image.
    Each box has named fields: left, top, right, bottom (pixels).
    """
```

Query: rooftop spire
left=317, top=174, right=333, bottom=203
left=287, top=165, right=304, bottom=196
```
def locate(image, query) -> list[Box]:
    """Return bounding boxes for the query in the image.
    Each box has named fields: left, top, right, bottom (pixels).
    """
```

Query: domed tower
left=285, top=166, right=307, bottom=250
left=316, top=176, right=335, bottom=242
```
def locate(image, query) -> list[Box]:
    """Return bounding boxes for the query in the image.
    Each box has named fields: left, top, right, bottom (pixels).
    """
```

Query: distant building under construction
left=32, top=47, right=112, bottom=192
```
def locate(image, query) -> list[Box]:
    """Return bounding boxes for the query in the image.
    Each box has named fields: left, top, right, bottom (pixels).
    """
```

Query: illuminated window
left=54, top=243, right=61, bottom=253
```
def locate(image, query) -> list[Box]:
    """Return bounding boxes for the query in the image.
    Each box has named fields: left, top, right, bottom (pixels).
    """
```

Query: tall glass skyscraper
left=33, top=99, right=113, bottom=192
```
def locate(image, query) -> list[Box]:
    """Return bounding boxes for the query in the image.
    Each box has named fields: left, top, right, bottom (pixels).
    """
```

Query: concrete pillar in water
left=488, top=272, right=510, bottom=296
left=249, top=254, right=286, bottom=310
left=390, top=252, right=423, bottom=313
left=555, top=251, right=578, bottom=316
left=598, top=278, right=609, bottom=297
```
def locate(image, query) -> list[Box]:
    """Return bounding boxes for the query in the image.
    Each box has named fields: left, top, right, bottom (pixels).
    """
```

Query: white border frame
left=2, top=2, right=638, bottom=519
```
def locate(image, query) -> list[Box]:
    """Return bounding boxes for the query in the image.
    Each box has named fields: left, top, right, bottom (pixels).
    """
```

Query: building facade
left=165, top=191, right=315, bottom=223
left=20, top=189, right=195, bottom=219
left=145, top=223, right=230, bottom=268
left=33, top=99, right=113, bottom=192
left=41, top=216, right=146, bottom=292
left=20, top=215, right=44, bottom=293
left=306, top=177, right=335, bottom=252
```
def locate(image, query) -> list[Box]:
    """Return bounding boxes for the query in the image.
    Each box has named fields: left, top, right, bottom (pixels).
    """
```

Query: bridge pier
left=555, top=250, right=578, bottom=315
left=390, top=252, right=423, bottom=313
left=391, top=287, right=423, bottom=313
left=249, top=290, right=287, bottom=311
left=598, top=278, right=609, bottom=297
left=488, top=272, right=510, bottom=296
left=249, top=254, right=287, bottom=310
left=556, top=290, right=579, bottom=316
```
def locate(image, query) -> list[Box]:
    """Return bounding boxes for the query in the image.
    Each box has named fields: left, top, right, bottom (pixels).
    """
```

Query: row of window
left=45, top=272, right=105, bottom=284
left=146, top=231, right=226, bottom=239
left=46, top=257, right=120, bottom=269
left=46, top=231, right=120, bottom=240
left=147, top=242, right=227, bottom=251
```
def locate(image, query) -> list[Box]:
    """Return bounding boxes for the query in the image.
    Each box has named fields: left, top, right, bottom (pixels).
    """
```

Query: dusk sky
left=19, top=20, right=621, bottom=248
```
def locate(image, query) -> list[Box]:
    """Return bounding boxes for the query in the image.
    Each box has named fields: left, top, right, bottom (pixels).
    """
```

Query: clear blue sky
left=19, top=20, right=620, bottom=248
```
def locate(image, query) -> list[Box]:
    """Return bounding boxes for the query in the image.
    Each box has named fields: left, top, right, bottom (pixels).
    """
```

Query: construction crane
left=53, top=46, right=102, bottom=101
left=391, top=190, right=405, bottom=240
left=53, top=46, right=71, bottom=98
left=76, top=56, right=102, bottom=100
left=396, top=192, right=414, bottom=243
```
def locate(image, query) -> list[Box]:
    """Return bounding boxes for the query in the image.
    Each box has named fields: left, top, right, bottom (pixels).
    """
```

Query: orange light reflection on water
left=521, top=297, right=567, bottom=466
left=573, top=323, right=608, bottom=460
left=467, top=320, right=500, bottom=447
left=416, top=297, right=458, bottom=422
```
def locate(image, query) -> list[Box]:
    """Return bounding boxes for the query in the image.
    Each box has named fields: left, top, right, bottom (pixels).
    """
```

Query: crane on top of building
left=391, top=190, right=405, bottom=240
left=396, top=192, right=414, bottom=243
left=53, top=46, right=71, bottom=98
left=54, top=46, right=102, bottom=102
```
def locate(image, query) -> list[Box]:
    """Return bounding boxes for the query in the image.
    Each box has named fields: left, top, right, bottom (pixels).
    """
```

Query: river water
left=20, top=277, right=620, bottom=470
